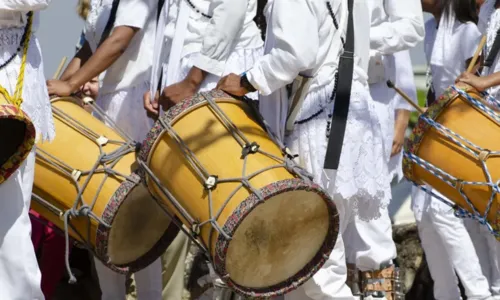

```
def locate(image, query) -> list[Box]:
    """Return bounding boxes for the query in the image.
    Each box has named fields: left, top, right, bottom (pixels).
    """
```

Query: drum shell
left=404, top=84, right=500, bottom=232
left=140, top=90, right=338, bottom=297
left=32, top=97, right=177, bottom=273
left=0, top=93, right=36, bottom=184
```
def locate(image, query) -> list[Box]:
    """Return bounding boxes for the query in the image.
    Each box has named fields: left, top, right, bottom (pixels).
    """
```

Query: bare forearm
left=395, top=109, right=411, bottom=131
left=481, top=72, right=500, bottom=90
left=60, top=41, right=92, bottom=81
left=66, top=26, right=136, bottom=92
left=185, top=67, right=208, bottom=87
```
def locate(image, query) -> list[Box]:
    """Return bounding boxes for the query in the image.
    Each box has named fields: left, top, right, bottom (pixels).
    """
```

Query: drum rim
left=403, top=84, right=476, bottom=182
left=138, top=89, right=236, bottom=164
left=95, top=172, right=180, bottom=274
left=0, top=103, right=36, bottom=184
left=213, top=178, right=339, bottom=297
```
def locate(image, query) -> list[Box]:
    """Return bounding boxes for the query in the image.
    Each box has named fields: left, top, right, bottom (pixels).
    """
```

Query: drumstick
left=386, top=80, right=425, bottom=114
left=467, top=35, right=487, bottom=73
left=52, top=57, right=67, bottom=80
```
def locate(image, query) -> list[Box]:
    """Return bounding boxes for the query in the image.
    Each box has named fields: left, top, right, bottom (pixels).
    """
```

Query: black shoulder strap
left=484, top=28, right=500, bottom=67
left=323, top=0, right=354, bottom=170
left=98, top=0, right=120, bottom=47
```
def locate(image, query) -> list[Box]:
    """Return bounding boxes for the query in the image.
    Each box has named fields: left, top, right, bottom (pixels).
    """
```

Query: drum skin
left=404, top=83, right=500, bottom=234
left=32, top=97, right=178, bottom=273
left=140, top=90, right=339, bottom=297
left=0, top=93, right=36, bottom=184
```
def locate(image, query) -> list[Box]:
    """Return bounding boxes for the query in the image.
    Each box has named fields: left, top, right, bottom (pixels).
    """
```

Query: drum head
left=0, top=104, right=36, bottom=184
left=214, top=178, right=339, bottom=297
left=96, top=174, right=179, bottom=271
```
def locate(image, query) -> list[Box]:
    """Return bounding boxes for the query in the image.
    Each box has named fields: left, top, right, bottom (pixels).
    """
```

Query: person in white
left=141, top=0, right=263, bottom=299
left=458, top=0, right=500, bottom=298
left=46, top=0, right=163, bottom=299
left=413, top=1, right=494, bottom=299
left=341, top=1, right=424, bottom=298
left=0, top=1, right=54, bottom=299
left=217, top=0, right=391, bottom=299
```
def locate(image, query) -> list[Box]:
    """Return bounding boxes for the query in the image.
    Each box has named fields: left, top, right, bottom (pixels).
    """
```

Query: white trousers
left=343, top=207, right=396, bottom=272
left=465, top=219, right=500, bottom=299
left=94, top=258, right=163, bottom=300
left=0, top=151, right=44, bottom=300
left=413, top=190, right=492, bottom=300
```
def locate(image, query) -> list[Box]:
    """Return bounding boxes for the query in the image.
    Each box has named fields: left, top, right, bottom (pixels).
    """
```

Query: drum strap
left=98, top=0, right=120, bottom=47
left=323, top=0, right=354, bottom=170
left=484, top=28, right=500, bottom=68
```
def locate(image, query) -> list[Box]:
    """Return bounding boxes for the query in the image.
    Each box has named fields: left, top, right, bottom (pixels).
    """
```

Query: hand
left=216, top=73, right=249, bottom=97
left=143, top=90, right=160, bottom=120
left=456, top=72, right=488, bottom=92
left=159, top=79, right=198, bottom=111
left=47, top=79, right=74, bottom=97
left=391, top=125, right=406, bottom=158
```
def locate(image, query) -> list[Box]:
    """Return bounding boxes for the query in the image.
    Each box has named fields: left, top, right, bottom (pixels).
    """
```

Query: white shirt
left=0, top=0, right=49, bottom=28
left=424, top=18, right=482, bottom=98
left=367, top=0, right=425, bottom=83
left=85, top=0, right=157, bottom=94
left=164, top=0, right=263, bottom=76
left=246, top=0, right=348, bottom=96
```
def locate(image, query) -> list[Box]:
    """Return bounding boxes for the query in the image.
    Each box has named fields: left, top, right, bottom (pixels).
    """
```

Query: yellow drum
left=0, top=93, right=36, bottom=184
left=404, top=83, right=500, bottom=239
left=139, top=90, right=339, bottom=297
left=32, top=97, right=178, bottom=272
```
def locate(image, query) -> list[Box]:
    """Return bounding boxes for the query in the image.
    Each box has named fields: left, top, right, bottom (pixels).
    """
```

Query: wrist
left=67, top=78, right=80, bottom=93
left=240, top=73, right=256, bottom=93
left=185, top=67, right=206, bottom=89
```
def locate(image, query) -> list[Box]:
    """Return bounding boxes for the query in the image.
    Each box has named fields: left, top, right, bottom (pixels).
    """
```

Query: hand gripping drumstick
left=467, top=35, right=487, bottom=73
left=386, top=80, right=425, bottom=114
left=52, top=56, right=67, bottom=80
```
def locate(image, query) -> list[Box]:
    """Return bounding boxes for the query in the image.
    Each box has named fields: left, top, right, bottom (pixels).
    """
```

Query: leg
left=429, top=204, right=491, bottom=300
left=161, top=232, right=190, bottom=299
left=0, top=151, right=44, bottom=299
left=417, top=212, right=461, bottom=300
left=464, top=219, right=491, bottom=282
left=482, top=226, right=500, bottom=297
left=94, top=257, right=127, bottom=300
left=134, top=259, right=162, bottom=300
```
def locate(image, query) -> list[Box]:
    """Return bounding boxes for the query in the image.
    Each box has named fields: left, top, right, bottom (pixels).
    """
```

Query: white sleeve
left=0, top=0, right=50, bottom=11
left=246, top=0, right=319, bottom=96
left=459, top=23, right=483, bottom=61
left=393, top=50, right=417, bottom=111
left=193, top=0, right=248, bottom=76
left=370, top=0, right=425, bottom=55
left=114, top=0, right=154, bottom=29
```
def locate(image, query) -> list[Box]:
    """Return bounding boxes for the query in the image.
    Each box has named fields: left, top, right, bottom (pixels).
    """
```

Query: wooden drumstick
left=467, top=35, right=487, bottom=73
left=52, top=56, right=67, bottom=80
left=387, top=80, right=425, bottom=114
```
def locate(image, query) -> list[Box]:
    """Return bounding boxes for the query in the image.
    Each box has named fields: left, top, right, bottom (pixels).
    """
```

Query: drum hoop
left=95, top=172, right=180, bottom=274
left=213, top=178, right=339, bottom=298
left=138, top=90, right=238, bottom=165
left=403, top=85, right=471, bottom=182
left=50, top=96, right=82, bottom=105
left=0, top=103, right=36, bottom=184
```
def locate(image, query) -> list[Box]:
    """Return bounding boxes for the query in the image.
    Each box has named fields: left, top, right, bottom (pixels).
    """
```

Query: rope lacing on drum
left=405, top=85, right=500, bottom=238
left=31, top=100, right=139, bottom=283
left=137, top=95, right=314, bottom=268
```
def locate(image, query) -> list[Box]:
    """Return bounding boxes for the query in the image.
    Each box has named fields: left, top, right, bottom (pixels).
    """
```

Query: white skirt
left=95, top=81, right=153, bottom=142
left=0, top=27, right=55, bottom=142
left=286, top=80, right=391, bottom=222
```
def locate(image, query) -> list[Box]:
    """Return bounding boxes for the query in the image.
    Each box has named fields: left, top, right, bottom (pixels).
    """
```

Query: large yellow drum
left=0, top=93, right=36, bottom=184
left=404, top=83, right=500, bottom=239
left=139, top=90, right=339, bottom=297
left=32, top=97, right=178, bottom=272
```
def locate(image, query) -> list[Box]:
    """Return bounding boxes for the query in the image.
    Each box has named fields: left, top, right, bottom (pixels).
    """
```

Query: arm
left=0, top=0, right=50, bottom=11
left=245, top=0, right=319, bottom=95
left=193, top=0, right=249, bottom=77
left=59, top=40, right=92, bottom=81
left=370, top=0, right=424, bottom=55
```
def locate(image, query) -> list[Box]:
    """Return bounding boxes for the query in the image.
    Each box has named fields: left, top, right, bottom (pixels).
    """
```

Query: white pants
left=0, top=151, right=44, bottom=300
left=343, top=207, right=396, bottom=272
left=94, top=258, right=163, bottom=300
left=414, top=190, right=491, bottom=300
left=465, top=219, right=500, bottom=298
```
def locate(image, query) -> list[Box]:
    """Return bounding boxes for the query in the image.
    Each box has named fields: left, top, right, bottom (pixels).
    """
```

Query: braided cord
left=0, top=11, right=33, bottom=108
